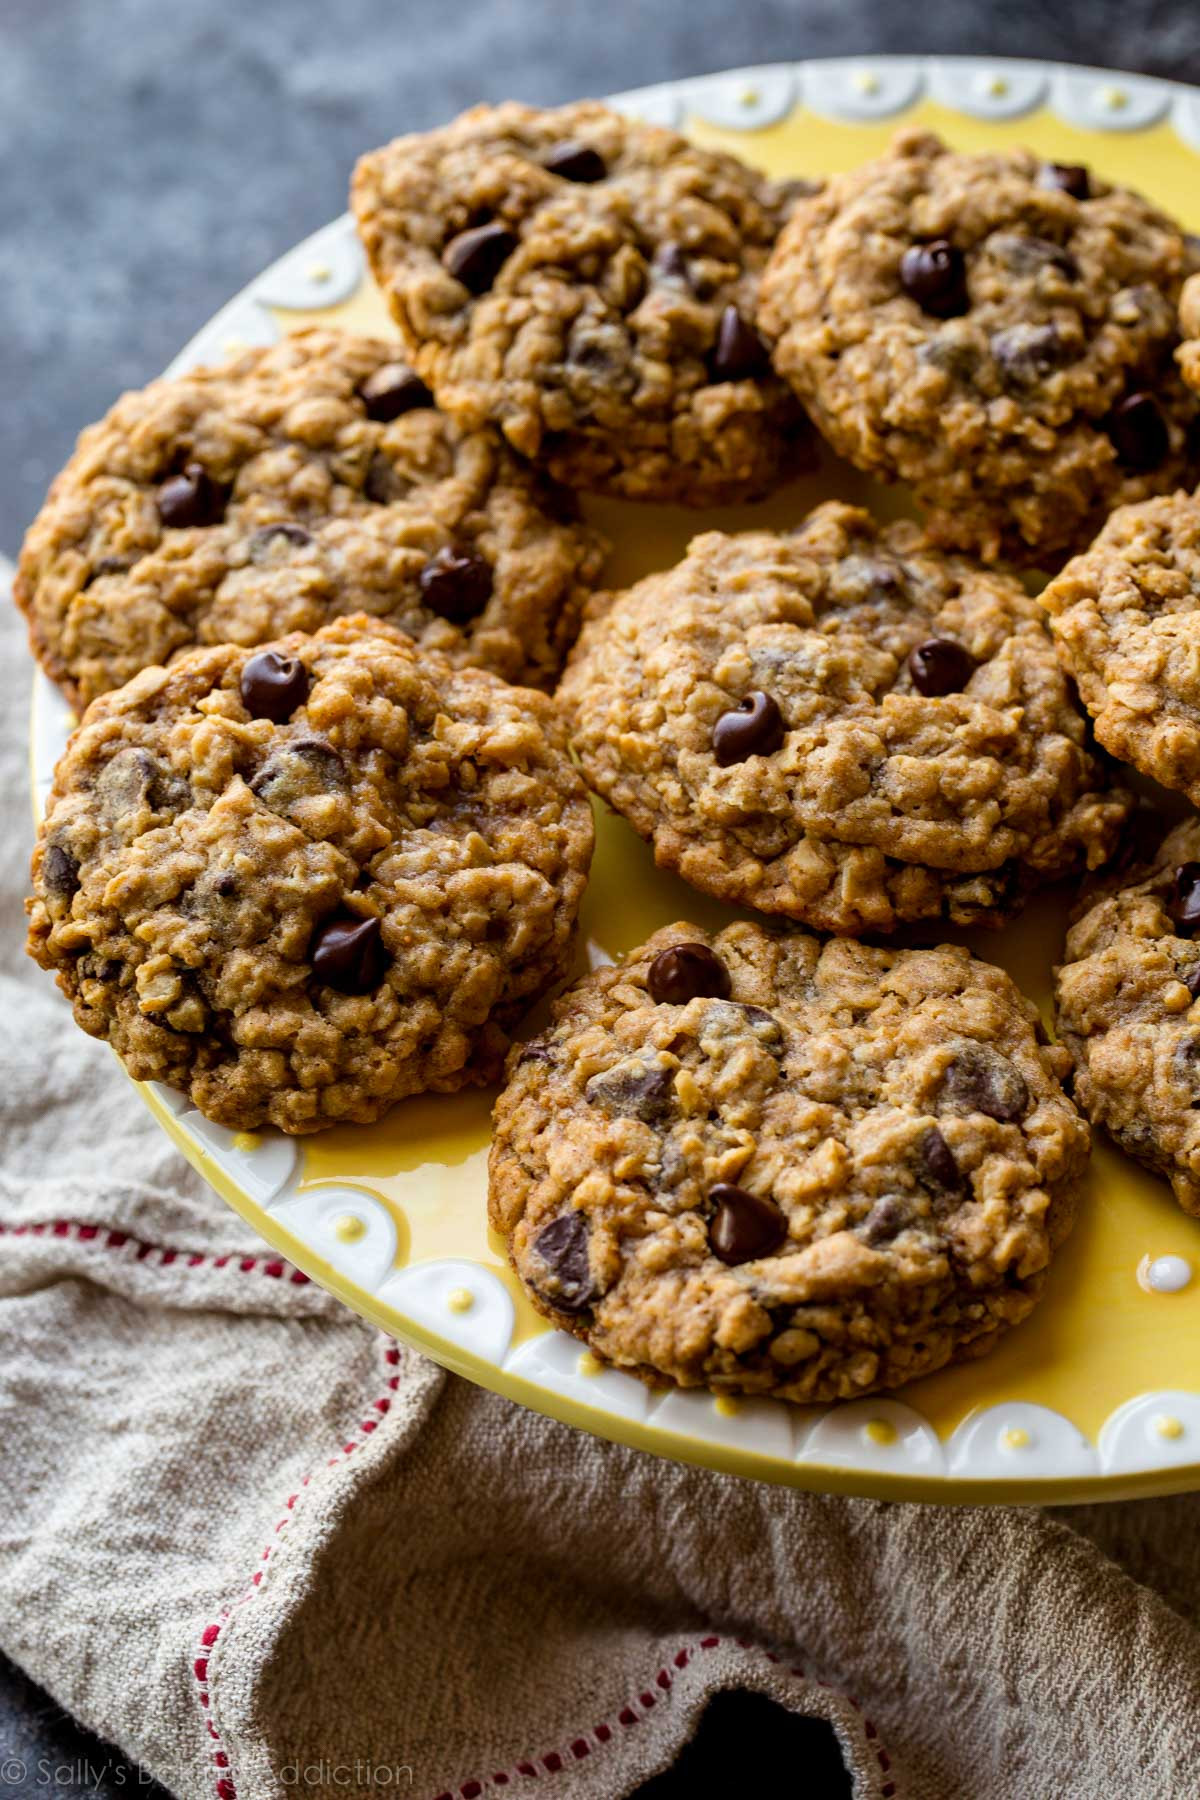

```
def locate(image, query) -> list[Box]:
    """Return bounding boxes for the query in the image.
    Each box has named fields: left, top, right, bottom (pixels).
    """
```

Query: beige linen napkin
left=4, top=566, right=1200, bottom=1800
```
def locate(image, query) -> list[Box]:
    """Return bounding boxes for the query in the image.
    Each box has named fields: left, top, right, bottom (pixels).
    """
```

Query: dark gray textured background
left=5, top=1, right=1200, bottom=1793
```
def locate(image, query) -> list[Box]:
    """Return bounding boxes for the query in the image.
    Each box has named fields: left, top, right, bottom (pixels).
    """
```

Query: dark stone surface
left=5, top=3, right=1200, bottom=1792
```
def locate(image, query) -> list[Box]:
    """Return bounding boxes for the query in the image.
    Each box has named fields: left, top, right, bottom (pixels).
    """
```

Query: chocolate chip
left=214, top=872, right=238, bottom=899
left=647, top=943, right=731, bottom=1005
left=418, top=546, right=493, bottom=622
left=708, top=1184, right=787, bottom=1266
left=1109, top=392, right=1169, bottom=471
left=532, top=1212, right=594, bottom=1312
left=542, top=140, right=606, bottom=182
left=43, top=842, right=80, bottom=900
left=917, top=1126, right=964, bottom=1194
left=991, top=322, right=1066, bottom=386
left=517, top=1042, right=554, bottom=1067
left=360, top=362, right=433, bottom=421
left=1171, top=863, right=1200, bottom=935
left=1185, top=966, right=1200, bottom=1000
left=860, top=1198, right=910, bottom=1245
left=248, top=523, right=313, bottom=562
left=87, top=554, right=133, bottom=584
left=156, top=463, right=228, bottom=529
left=908, top=638, right=975, bottom=697
left=940, top=1044, right=1030, bottom=1123
left=989, top=234, right=1078, bottom=279
left=584, top=1058, right=675, bottom=1123
left=95, top=746, right=189, bottom=821
left=363, top=452, right=402, bottom=504
left=251, top=736, right=348, bottom=811
left=711, top=305, right=769, bottom=382
left=1175, top=1036, right=1200, bottom=1084
left=443, top=221, right=518, bottom=294
left=1039, top=161, right=1090, bottom=200
left=899, top=239, right=968, bottom=318
left=240, top=650, right=310, bottom=723
left=310, top=913, right=385, bottom=993
left=654, top=242, right=690, bottom=285
left=712, top=691, right=785, bottom=766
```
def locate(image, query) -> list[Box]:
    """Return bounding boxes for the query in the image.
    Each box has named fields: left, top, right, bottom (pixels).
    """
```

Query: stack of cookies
left=20, top=102, right=1200, bottom=1406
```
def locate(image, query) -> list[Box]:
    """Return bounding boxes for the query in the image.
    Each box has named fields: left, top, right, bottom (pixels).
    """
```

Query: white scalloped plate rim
left=27, top=54, right=1200, bottom=1503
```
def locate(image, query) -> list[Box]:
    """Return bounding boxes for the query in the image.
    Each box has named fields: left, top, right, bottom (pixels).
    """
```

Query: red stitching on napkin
left=445, top=1633, right=900, bottom=1798
left=190, top=1333, right=400, bottom=1800
left=0, top=1218, right=309, bottom=1283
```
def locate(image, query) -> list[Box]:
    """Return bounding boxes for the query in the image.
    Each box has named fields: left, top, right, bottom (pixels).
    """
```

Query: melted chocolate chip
left=250, top=736, right=348, bottom=811
left=310, top=913, right=385, bottom=993
left=360, top=362, right=433, bottom=421
left=710, top=305, right=769, bottom=382
left=1185, top=966, right=1200, bottom=1000
left=940, top=1044, right=1030, bottom=1123
left=248, top=523, right=313, bottom=562
left=708, top=1184, right=787, bottom=1266
left=654, top=242, right=690, bottom=285
left=240, top=650, right=310, bottom=723
left=43, top=842, right=80, bottom=900
left=712, top=691, right=785, bottom=766
left=443, top=221, right=518, bottom=294
left=542, top=140, right=606, bottom=182
left=917, top=1126, right=964, bottom=1194
left=1038, top=161, right=1091, bottom=200
left=418, top=546, right=493, bottom=622
left=1109, top=392, right=1169, bottom=471
left=1171, top=863, right=1200, bottom=935
left=156, top=463, right=228, bottom=529
left=363, top=452, right=403, bottom=504
left=532, top=1212, right=594, bottom=1312
left=647, top=943, right=731, bottom=1006
left=95, top=747, right=189, bottom=820
left=991, top=322, right=1066, bottom=386
left=908, top=638, right=974, bottom=697
left=899, top=239, right=968, bottom=318
left=584, top=1058, right=675, bottom=1123
left=989, top=234, right=1078, bottom=280
left=1175, top=1035, right=1200, bottom=1084
left=860, top=1198, right=910, bottom=1245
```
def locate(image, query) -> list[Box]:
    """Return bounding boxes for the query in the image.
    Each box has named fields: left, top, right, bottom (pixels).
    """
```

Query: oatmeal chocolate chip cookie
left=558, top=501, right=1130, bottom=936
left=15, top=328, right=606, bottom=709
left=351, top=100, right=807, bottom=504
left=1055, top=816, right=1200, bottom=1216
left=1039, top=488, right=1200, bottom=804
left=757, top=129, right=1198, bottom=562
left=490, top=920, right=1086, bottom=1402
left=26, top=615, right=593, bottom=1134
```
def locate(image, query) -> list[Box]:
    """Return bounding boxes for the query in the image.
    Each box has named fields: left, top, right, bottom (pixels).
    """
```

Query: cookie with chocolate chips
left=16, top=328, right=606, bottom=708
left=490, top=921, right=1087, bottom=1402
left=757, top=129, right=1198, bottom=562
left=1055, top=816, right=1200, bottom=1215
left=26, top=615, right=593, bottom=1133
left=1039, top=488, right=1200, bottom=805
left=351, top=100, right=807, bottom=504
left=558, top=502, right=1130, bottom=936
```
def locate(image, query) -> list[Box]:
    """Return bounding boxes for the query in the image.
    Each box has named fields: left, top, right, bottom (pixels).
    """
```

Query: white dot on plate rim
left=1137, top=1253, right=1194, bottom=1294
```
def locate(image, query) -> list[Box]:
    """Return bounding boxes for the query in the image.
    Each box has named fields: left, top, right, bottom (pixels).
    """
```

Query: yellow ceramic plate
left=31, top=56, right=1200, bottom=1502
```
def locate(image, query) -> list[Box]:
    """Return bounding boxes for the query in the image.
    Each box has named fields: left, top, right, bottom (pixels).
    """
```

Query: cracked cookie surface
left=1056, top=816, right=1200, bottom=1216
left=490, top=920, right=1086, bottom=1402
left=352, top=100, right=805, bottom=504
left=27, top=615, right=593, bottom=1133
left=16, top=328, right=606, bottom=708
left=1039, top=488, right=1200, bottom=804
left=558, top=502, right=1129, bottom=936
left=758, top=129, right=1197, bottom=562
